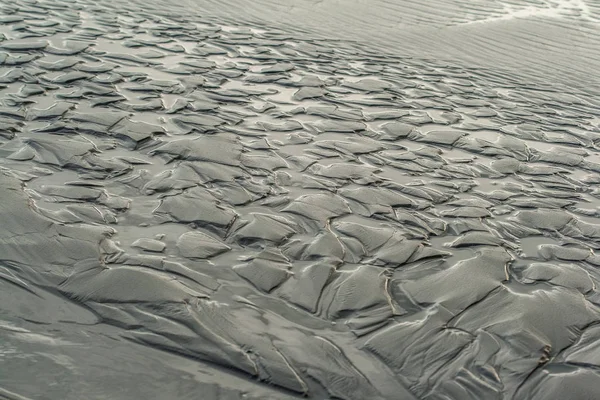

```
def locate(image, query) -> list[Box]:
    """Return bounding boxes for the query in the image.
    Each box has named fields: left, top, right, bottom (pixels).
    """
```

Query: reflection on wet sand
left=1, top=0, right=600, bottom=399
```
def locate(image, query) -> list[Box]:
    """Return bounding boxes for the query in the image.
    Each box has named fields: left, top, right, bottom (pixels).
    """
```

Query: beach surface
left=1, top=0, right=600, bottom=399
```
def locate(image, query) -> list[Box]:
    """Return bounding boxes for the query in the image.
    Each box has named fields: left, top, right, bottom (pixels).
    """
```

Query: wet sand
left=1, top=0, right=600, bottom=399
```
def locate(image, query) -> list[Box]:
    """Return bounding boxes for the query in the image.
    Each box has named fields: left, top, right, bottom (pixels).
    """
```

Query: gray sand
left=1, top=0, right=600, bottom=399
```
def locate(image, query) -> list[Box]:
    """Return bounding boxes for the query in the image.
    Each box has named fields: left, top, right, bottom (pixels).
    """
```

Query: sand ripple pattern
left=187, top=0, right=600, bottom=91
left=0, top=0, right=600, bottom=399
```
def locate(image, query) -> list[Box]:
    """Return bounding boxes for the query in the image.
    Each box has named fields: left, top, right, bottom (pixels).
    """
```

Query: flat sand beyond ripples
left=1, top=0, right=600, bottom=399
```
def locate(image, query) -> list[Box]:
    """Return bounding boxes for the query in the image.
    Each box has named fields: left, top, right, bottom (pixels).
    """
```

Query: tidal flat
left=1, top=0, right=600, bottom=399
